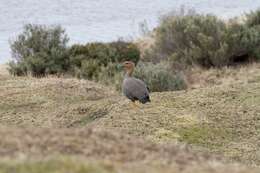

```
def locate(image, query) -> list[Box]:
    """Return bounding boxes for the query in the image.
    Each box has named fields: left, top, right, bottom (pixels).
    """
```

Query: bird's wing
left=135, top=78, right=150, bottom=93
left=122, top=77, right=149, bottom=101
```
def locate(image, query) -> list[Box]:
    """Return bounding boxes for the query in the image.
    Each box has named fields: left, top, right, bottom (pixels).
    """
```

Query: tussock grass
left=0, top=75, right=117, bottom=127
left=186, top=63, right=260, bottom=89
left=0, top=63, right=260, bottom=172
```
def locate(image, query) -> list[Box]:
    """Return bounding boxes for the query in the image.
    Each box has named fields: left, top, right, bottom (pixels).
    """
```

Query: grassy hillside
left=0, top=64, right=260, bottom=172
left=94, top=64, right=260, bottom=165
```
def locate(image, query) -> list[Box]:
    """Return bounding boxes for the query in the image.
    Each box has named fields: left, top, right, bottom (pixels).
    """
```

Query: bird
left=121, top=61, right=150, bottom=107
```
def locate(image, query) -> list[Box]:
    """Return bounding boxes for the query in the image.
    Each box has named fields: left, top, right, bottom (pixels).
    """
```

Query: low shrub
left=9, top=24, right=69, bottom=76
left=225, top=20, right=260, bottom=62
left=246, top=8, right=260, bottom=27
left=145, top=9, right=260, bottom=68
left=69, top=43, right=115, bottom=67
left=92, top=61, right=187, bottom=92
left=78, top=59, right=100, bottom=80
left=133, top=62, right=187, bottom=92
left=69, top=41, right=140, bottom=79
left=8, top=61, right=28, bottom=76
left=8, top=24, right=140, bottom=79
left=97, top=62, right=123, bottom=91
left=245, top=9, right=260, bottom=60
left=109, top=41, right=140, bottom=64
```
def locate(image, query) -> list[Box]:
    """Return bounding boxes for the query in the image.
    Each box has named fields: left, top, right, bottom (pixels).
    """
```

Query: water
left=0, top=0, right=259, bottom=63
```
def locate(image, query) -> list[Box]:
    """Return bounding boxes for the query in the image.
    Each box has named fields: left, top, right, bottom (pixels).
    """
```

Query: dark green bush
left=245, top=9, right=260, bottom=60
left=146, top=9, right=260, bottom=68
left=69, top=41, right=140, bottom=79
left=8, top=61, right=28, bottom=76
left=69, top=43, right=116, bottom=67
left=149, top=13, right=229, bottom=67
left=225, top=21, right=260, bottom=62
left=109, top=41, right=140, bottom=64
left=246, top=9, right=260, bottom=27
left=9, top=24, right=69, bottom=76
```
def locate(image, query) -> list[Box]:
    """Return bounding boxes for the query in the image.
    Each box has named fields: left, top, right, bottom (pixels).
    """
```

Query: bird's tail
left=139, top=95, right=151, bottom=104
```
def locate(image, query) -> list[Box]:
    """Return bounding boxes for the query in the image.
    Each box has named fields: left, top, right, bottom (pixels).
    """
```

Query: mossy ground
left=0, top=63, right=259, bottom=172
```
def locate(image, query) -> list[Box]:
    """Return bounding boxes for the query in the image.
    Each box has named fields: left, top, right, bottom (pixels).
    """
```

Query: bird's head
left=122, top=61, right=135, bottom=70
left=121, top=61, right=135, bottom=76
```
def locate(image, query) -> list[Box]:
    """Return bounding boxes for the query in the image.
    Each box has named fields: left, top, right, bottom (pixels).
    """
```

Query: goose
left=121, top=61, right=150, bottom=105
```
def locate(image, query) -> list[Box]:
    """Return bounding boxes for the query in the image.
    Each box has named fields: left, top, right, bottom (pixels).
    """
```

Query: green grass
left=0, top=159, right=115, bottom=173
left=0, top=157, right=258, bottom=173
left=178, top=124, right=232, bottom=148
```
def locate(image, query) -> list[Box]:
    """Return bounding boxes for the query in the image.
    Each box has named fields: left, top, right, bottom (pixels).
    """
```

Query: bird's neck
left=125, top=69, right=133, bottom=77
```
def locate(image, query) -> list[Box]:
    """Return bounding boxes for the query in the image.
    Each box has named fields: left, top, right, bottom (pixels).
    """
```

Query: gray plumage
left=122, top=75, right=150, bottom=104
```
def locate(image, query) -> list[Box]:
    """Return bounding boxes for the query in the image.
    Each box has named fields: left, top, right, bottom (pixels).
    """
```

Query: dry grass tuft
left=0, top=64, right=9, bottom=80
left=186, top=63, right=260, bottom=89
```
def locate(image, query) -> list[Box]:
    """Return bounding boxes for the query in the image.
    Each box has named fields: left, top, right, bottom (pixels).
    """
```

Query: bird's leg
left=131, top=101, right=140, bottom=109
left=130, top=101, right=145, bottom=114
